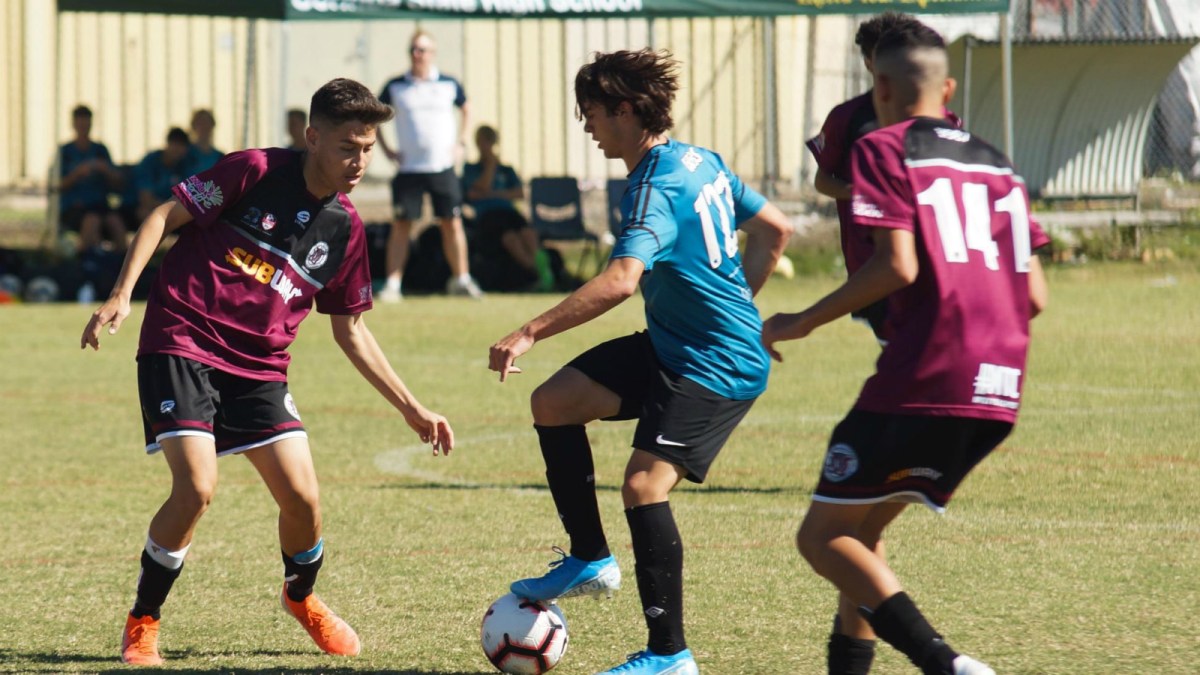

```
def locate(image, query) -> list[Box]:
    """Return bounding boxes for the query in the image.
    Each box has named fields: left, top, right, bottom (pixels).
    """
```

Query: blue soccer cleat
left=595, top=648, right=699, bottom=675
left=510, top=547, right=621, bottom=602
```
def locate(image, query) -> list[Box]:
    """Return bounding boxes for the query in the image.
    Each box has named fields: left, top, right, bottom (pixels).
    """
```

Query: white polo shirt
left=378, top=68, right=466, bottom=173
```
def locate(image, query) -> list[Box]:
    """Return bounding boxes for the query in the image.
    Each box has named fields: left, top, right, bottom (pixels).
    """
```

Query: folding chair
left=528, top=177, right=603, bottom=278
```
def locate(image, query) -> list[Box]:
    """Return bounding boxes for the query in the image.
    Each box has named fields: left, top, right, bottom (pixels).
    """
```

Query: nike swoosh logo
left=655, top=434, right=687, bottom=447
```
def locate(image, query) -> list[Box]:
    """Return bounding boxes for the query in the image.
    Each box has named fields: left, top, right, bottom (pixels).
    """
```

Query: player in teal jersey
left=489, top=49, right=793, bottom=675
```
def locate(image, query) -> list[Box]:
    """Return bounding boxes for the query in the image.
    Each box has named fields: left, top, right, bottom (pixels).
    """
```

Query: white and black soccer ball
left=24, top=276, right=59, bottom=303
left=481, top=593, right=568, bottom=674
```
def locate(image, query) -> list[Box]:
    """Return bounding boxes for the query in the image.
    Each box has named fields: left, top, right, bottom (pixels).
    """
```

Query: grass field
left=1, top=262, right=1198, bottom=674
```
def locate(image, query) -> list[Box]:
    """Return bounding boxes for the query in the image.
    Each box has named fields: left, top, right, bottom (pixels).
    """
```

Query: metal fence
left=1012, top=0, right=1200, bottom=182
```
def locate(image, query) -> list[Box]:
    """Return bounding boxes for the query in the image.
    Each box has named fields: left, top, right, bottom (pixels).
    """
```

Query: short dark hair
left=309, top=78, right=394, bottom=128
left=166, top=127, right=190, bottom=146
left=874, top=20, right=947, bottom=62
left=191, top=109, right=215, bottom=127
left=476, top=125, right=498, bottom=144
left=72, top=105, right=92, bottom=119
left=856, top=12, right=919, bottom=60
left=574, top=49, right=679, bottom=135
left=287, top=108, right=307, bottom=124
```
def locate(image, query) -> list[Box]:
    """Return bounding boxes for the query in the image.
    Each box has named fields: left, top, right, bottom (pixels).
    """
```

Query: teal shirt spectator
left=59, top=141, right=114, bottom=210
left=611, top=139, right=770, bottom=400
left=136, top=150, right=190, bottom=204
left=185, top=145, right=224, bottom=175
left=461, top=162, right=521, bottom=216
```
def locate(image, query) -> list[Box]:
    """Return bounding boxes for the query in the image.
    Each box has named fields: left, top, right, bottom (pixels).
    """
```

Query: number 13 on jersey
left=693, top=171, right=739, bottom=269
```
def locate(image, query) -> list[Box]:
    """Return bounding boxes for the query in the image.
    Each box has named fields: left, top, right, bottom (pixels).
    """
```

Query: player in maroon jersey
left=807, top=12, right=963, bottom=344
left=766, top=22, right=1049, bottom=675
left=81, top=78, right=454, bottom=666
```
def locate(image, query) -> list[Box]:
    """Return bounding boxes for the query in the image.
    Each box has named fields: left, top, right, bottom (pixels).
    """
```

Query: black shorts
left=392, top=169, right=463, bottom=221
left=850, top=297, right=889, bottom=344
left=813, top=409, right=1013, bottom=512
left=137, top=354, right=307, bottom=456
left=566, top=331, right=756, bottom=484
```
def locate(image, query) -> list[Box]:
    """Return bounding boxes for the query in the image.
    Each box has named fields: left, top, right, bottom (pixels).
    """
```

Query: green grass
left=2, top=263, right=1198, bottom=674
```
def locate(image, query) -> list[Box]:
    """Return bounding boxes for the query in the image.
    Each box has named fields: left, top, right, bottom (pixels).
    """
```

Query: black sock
left=283, top=547, right=325, bottom=602
left=130, top=550, right=183, bottom=620
left=535, top=424, right=609, bottom=561
left=828, top=628, right=876, bottom=675
left=861, top=592, right=957, bottom=675
left=626, top=501, right=685, bottom=656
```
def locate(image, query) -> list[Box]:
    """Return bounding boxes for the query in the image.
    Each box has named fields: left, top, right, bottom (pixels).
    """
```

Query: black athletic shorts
left=391, top=168, right=463, bottom=221
left=137, top=353, right=307, bottom=456
left=850, top=297, right=889, bottom=344
left=813, top=409, right=1013, bottom=512
left=566, top=331, right=756, bottom=484
left=61, top=204, right=112, bottom=233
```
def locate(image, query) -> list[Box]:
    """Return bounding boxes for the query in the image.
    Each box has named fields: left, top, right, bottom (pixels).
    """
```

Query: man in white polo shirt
left=378, top=30, right=482, bottom=300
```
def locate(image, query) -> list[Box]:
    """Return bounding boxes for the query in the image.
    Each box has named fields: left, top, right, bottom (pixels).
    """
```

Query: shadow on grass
left=381, top=481, right=806, bottom=496
left=0, top=648, right=493, bottom=674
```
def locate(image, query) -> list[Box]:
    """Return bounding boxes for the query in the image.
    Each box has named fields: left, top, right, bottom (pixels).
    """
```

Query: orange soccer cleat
left=280, top=583, right=361, bottom=656
left=120, top=613, right=164, bottom=666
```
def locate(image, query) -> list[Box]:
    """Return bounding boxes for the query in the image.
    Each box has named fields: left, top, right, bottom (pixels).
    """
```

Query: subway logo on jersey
left=225, top=247, right=303, bottom=302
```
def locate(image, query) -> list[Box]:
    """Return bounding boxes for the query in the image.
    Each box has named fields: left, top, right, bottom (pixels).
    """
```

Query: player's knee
left=795, top=519, right=831, bottom=568
left=620, top=472, right=663, bottom=507
left=278, top=488, right=321, bottom=522
left=173, top=481, right=216, bottom=516
left=530, top=382, right=569, bottom=425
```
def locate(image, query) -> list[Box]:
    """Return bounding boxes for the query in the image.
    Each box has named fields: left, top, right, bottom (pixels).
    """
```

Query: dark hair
left=476, top=125, right=498, bottom=144
left=287, top=108, right=307, bottom=124
left=310, top=78, right=394, bottom=128
left=72, top=105, right=92, bottom=119
left=191, top=109, right=215, bottom=126
left=166, top=127, right=190, bottom=146
left=855, top=12, right=919, bottom=59
left=574, top=49, right=679, bottom=135
left=874, top=21, right=947, bottom=62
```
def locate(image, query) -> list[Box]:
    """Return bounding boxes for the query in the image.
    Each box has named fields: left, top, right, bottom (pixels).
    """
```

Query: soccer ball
left=480, top=593, right=568, bottom=674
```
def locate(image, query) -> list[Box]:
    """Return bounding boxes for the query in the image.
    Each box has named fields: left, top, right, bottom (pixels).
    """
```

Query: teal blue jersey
left=611, top=139, right=770, bottom=400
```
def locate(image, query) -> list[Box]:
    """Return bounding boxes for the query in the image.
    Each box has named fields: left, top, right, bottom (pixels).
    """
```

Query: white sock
left=456, top=273, right=472, bottom=284
left=145, top=536, right=189, bottom=570
left=385, top=277, right=402, bottom=292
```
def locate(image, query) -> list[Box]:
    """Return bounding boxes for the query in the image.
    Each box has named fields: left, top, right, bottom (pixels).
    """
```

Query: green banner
left=59, top=0, right=1011, bottom=20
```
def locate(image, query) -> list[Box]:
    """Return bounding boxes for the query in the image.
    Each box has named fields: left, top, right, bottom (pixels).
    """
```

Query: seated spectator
left=132, top=127, right=192, bottom=223
left=185, top=109, right=224, bottom=174
left=462, top=125, right=555, bottom=292
left=58, top=105, right=128, bottom=253
left=286, top=108, right=308, bottom=151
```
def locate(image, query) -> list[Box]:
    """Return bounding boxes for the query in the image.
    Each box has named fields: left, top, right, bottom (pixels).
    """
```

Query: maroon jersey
left=138, top=149, right=374, bottom=381
left=849, top=117, right=1050, bottom=423
left=807, top=91, right=879, bottom=275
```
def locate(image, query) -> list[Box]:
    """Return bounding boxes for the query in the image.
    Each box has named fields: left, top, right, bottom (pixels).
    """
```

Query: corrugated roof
left=948, top=37, right=1199, bottom=199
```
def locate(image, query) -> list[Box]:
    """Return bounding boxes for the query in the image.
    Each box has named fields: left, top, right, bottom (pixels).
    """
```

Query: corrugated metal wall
left=949, top=39, right=1198, bottom=199
left=1, top=1, right=860, bottom=193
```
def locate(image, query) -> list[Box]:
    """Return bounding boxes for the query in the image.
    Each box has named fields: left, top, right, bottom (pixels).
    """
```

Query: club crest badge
left=305, top=242, right=329, bottom=270
left=284, top=393, right=301, bottom=420
left=822, top=443, right=859, bottom=483
left=261, top=213, right=276, bottom=231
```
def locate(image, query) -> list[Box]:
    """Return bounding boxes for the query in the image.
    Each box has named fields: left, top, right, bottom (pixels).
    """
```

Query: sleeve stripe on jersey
left=626, top=153, right=661, bottom=231
left=905, top=157, right=1024, bottom=182
left=229, top=226, right=325, bottom=290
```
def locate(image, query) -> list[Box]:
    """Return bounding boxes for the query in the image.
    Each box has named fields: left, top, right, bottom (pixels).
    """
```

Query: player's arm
left=814, top=168, right=853, bottom=201
left=330, top=313, right=454, bottom=455
left=762, top=227, right=917, bottom=361
left=1028, top=254, right=1048, bottom=318
left=488, top=256, right=644, bottom=381
left=739, top=202, right=794, bottom=296
left=80, top=198, right=193, bottom=350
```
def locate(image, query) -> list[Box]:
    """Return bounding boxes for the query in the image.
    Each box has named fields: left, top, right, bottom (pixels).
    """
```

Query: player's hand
left=489, top=329, right=534, bottom=382
left=81, top=295, right=131, bottom=350
left=404, top=405, right=455, bottom=456
left=761, top=312, right=814, bottom=362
